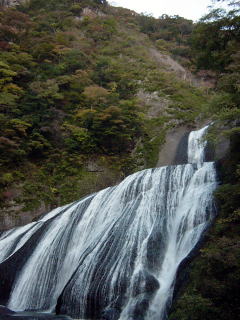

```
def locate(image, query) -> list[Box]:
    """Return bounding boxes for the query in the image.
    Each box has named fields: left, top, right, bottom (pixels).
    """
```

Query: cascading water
left=0, top=125, right=217, bottom=320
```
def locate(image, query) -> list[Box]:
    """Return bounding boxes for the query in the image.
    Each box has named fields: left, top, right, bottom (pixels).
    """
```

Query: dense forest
left=0, top=0, right=206, bottom=216
left=0, top=0, right=239, bottom=319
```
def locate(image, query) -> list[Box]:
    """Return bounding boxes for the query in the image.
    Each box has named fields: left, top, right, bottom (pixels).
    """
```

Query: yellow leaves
left=1, top=173, right=14, bottom=185
left=0, top=61, right=12, bottom=70
left=75, top=108, right=96, bottom=119
left=83, top=85, right=109, bottom=100
left=97, top=106, right=122, bottom=121
left=63, top=122, right=91, bottom=147
left=0, top=61, right=24, bottom=104
left=9, top=119, right=31, bottom=136
left=52, top=45, right=72, bottom=57
left=0, top=60, right=17, bottom=86
left=56, top=70, right=92, bottom=89
left=0, top=92, right=18, bottom=106
left=108, top=81, right=117, bottom=92
left=111, top=119, right=124, bottom=124
left=3, top=83, right=24, bottom=95
left=50, top=187, right=58, bottom=194
left=0, top=60, right=25, bottom=107
left=76, top=106, right=123, bottom=123
left=63, top=122, right=86, bottom=133
left=217, top=209, right=240, bottom=224
left=155, top=39, right=172, bottom=52
left=74, top=70, right=91, bottom=82
left=30, top=79, right=63, bottom=100
left=104, top=106, right=121, bottom=114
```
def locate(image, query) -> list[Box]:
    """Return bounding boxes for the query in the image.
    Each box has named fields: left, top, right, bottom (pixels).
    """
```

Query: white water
left=0, top=125, right=217, bottom=319
left=188, top=125, right=208, bottom=164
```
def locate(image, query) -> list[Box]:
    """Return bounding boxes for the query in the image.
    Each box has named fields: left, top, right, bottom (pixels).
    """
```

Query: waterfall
left=0, top=125, right=218, bottom=320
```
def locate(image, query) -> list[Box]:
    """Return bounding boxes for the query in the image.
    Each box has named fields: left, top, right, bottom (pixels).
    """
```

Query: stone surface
left=0, top=306, right=72, bottom=319
left=137, top=90, right=170, bottom=119
left=0, top=0, right=26, bottom=6
left=0, top=202, right=51, bottom=231
left=214, top=135, right=230, bottom=161
left=148, top=48, right=212, bottom=88
left=157, top=126, right=190, bottom=167
left=0, top=305, right=15, bottom=315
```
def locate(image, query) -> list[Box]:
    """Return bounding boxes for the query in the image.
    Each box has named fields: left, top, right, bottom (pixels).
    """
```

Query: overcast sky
left=110, top=0, right=228, bottom=21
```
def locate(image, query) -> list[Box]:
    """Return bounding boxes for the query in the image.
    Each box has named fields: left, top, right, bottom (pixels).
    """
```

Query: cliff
left=0, top=0, right=211, bottom=230
left=0, top=0, right=25, bottom=6
left=0, top=1, right=239, bottom=319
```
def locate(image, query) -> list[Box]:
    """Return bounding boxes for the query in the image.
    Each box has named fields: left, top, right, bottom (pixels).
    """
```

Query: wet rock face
left=214, top=136, right=230, bottom=161
left=0, top=306, right=72, bottom=319
left=0, top=202, right=50, bottom=232
left=132, top=270, right=160, bottom=297
left=128, top=297, right=150, bottom=320
left=174, top=131, right=189, bottom=165
left=0, top=0, right=25, bottom=7
left=0, top=314, right=72, bottom=320
left=0, top=305, right=15, bottom=314
left=101, top=307, right=120, bottom=320
left=157, top=126, right=190, bottom=167
left=157, top=124, right=230, bottom=168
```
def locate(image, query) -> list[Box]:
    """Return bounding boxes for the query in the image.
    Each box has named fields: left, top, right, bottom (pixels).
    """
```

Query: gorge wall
left=0, top=125, right=218, bottom=320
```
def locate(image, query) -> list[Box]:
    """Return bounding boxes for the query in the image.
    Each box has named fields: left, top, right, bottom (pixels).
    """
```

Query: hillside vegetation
left=0, top=0, right=240, bottom=319
left=0, top=0, right=206, bottom=222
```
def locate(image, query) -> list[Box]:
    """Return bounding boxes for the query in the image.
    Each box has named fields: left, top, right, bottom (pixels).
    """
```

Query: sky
left=110, top=0, right=228, bottom=21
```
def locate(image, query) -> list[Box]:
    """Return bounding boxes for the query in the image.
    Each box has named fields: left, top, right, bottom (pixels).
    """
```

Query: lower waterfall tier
left=0, top=161, right=217, bottom=320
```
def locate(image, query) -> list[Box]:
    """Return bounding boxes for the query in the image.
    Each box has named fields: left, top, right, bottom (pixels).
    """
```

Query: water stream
left=0, top=125, right=218, bottom=320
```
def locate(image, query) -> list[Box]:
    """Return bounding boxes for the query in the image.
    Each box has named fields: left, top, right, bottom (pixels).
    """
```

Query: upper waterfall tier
left=188, top=125, right=209, bottom=163
left=0, top=125, right=217, bottom=320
